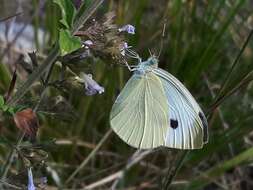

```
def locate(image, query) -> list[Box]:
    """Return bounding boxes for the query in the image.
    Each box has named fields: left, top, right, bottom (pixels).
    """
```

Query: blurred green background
left=1, top=0, right=253, bottom=189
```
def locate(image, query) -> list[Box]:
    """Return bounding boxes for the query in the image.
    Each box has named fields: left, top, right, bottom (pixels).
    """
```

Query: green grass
left=0, top=0, right=253, bottom=189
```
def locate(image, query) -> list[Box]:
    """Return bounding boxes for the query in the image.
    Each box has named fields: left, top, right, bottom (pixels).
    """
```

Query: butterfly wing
left=153, top=68, right=208, bottom=149
left=110, top=72, right=169, bottom=149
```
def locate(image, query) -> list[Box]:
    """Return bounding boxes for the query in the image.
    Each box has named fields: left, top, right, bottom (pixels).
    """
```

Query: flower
left=83, top=40, right=93, bottom=46
left=14, top=108, right=39, bottom=142
left=27, top=167, right=36, bottom=190
left=118, top=24, right=135, bottom=34
left=81, top=73, right=104, bottom=96
left=82, top=40, right=94, bottom=49
left=119, top=42, right=128, bottom=56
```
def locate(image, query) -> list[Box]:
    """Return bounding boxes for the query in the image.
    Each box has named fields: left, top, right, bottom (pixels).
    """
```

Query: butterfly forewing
left=153, top=68, right=208, bottom=149
left=110, top=73, right=169, bottom=149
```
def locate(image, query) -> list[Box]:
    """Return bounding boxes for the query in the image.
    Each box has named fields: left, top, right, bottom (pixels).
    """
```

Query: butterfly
left=110, top=56, right=208, bottom=149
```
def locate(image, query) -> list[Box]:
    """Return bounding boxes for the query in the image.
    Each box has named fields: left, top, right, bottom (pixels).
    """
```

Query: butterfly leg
left=123, top=60, right=137, bottom=72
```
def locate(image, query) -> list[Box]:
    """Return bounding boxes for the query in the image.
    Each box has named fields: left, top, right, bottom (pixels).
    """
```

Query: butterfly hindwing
left=110, top=72, right=169, bottom=149
left=153, top=68, right=208, bottom=149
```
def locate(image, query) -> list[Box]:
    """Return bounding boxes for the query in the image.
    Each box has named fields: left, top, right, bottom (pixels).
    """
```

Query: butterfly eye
left=170, top=119, right=178, bottom=129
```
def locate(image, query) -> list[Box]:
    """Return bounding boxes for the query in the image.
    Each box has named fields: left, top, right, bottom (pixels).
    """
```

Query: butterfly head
left=135, top=56, right=159, bottom=74
left=140, top=56, right=158, bottom=68
left=147, top=56, right=158, bottom=67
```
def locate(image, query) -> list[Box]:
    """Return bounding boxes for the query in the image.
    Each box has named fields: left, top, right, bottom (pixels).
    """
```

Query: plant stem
left=65, top=129, right=112, bottom=185
left=215, top=29, right=253, bottom=100
left=72, top=0, right=105, bottom=34
left=7, top=44, right=59, bottom=106
left=162, top=150, right=189, bottom=190
left=0, top=132, right=25, bottom=181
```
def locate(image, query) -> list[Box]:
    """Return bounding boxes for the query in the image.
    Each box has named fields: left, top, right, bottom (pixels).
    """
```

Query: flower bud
left=14, top=108, right=39, bottom=141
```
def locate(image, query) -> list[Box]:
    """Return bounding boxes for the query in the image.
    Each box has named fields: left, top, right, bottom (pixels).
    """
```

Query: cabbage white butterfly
left=110, top=56, right=208, bottom=149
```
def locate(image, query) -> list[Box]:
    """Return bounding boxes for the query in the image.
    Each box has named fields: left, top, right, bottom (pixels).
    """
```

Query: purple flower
left=73, top=0, right=82, bottom=9
left=83, top=40, right=93, bottom=46
left=82, top=40, right=94, bottom=49
left=81, top=73, right=104, bottom=96
left=41, top=177, right=47, bottom=183
left=118, top=24, right=135, bottom=34
left=120, top=42, right=128, bottom=56
left=122, top=42, right=128, bottom=49
left=27, top=168, right=36, bottom=190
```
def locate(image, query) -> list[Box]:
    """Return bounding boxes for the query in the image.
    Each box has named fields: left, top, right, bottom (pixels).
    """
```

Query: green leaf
left=59, top=29, right=82, bottom=55
left=7, top=107, right=15, bottom=115
left=0, top=95, right=4, bottom=107
left=53, top=0, right=76, bottom=29
left=2, top=105, right=9, bottom=112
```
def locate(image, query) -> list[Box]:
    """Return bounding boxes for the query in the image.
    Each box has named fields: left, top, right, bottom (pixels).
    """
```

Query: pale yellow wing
left=110, top=72, right=169, bottom=149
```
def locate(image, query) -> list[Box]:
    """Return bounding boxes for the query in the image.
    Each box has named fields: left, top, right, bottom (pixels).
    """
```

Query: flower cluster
left=60, top=12, right=135, bottom=96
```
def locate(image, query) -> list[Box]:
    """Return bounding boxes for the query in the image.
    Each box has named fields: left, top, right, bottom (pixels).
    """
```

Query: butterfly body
left=110, top=57, right=208, bottom=149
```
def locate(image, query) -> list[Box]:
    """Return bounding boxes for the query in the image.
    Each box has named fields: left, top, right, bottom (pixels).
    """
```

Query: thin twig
left=7, top=44, right=59, bottom=106
left=208, top=72, right=253, bottom=115
left=0, top=10, right=38, bottom=60
left=0, top=179, right=22, bottom=189
left=72, top=0, right=105, bottom=34
left=215, top=29, right=253, bottom=101
left=162, top=150, right=189, bottom=190
left=65, top=129, right=112, bottom=185
left=0, top=132, right=25, bottom=181
left=82, top=150, right=153, bottom=190
left=204, top=74, right=244, bottom=178
left=0, top=12, right=22, bottom=22
left=204, top=74, right=235, bottom=157
left=111, top=150, right=153, bottom=189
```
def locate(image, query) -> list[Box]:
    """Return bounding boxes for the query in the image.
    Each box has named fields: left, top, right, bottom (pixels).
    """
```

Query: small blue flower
left=120, top=42, right=128, bottom=56
left=81, top=73, right=104, bottom=96
left=82, top=40, right=94, bottom=49
left=83, top=40, right=93, bottom=46
left=27, top=168, right=36, bottom=190
left=118, top=24, right=135, bottom=34
left=122, top=42, right=128, bottom=49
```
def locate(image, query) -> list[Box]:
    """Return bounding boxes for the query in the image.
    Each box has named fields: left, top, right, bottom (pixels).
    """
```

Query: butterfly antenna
left=148, top=49, right=153, bottom=57
left=158, top=21, right=167, bottom=58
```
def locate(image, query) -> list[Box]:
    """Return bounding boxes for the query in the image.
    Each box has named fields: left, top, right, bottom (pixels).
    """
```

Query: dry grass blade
left=215, top=29, right=253, bottom=100
left=65, top=129, right=112, bottom=185
left=83, top=150, right=153, bottom=190
left=72, top=0, right=105, bottom=34
left=0, top=12, right=22, bottom=22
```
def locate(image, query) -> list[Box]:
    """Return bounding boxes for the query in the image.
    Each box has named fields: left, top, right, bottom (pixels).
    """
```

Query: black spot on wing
left=170, top=119, right=178, bottom=129
left=198, top=112, right=208, bottom=142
